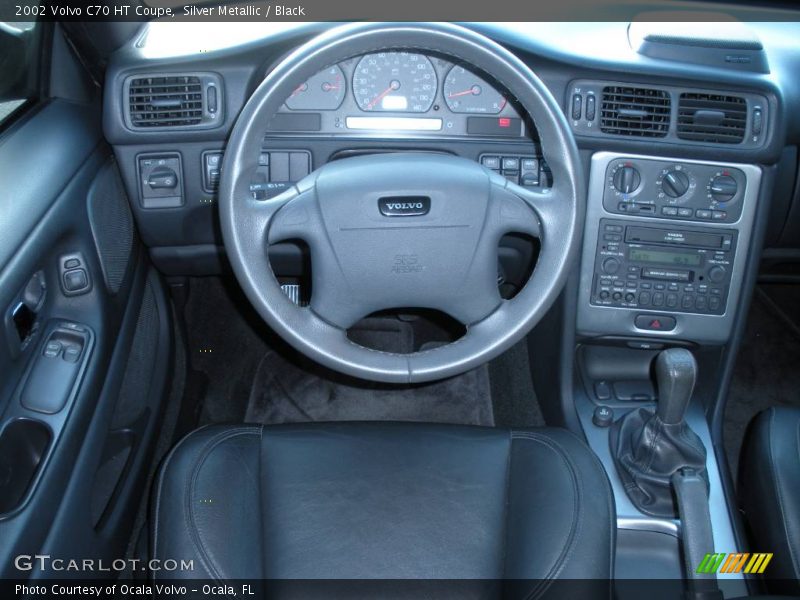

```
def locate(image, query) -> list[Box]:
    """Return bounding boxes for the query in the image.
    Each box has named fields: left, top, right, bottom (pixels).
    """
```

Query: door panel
left=0, top=97, right=172, bottom=576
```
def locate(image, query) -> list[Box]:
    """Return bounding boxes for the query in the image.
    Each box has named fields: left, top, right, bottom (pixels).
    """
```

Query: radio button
left=666, top=293, right=678, bottom=308
left=599, top=290, right=610, bottom=301
left=652, top=292, right=665, bottom=306
left=668, top=282, right=680, bottom=291
left=710, top=288, right=722, bottom=296
left=677, top=207, right=693, bottom=217
left=634, top=314, right=676, bottom=332
left=603, top=233, right=622, bottom=242
left=662, top=206, right=679, bottom=216
left=655, top=282, right=666, bottom=290
left=712, top=210, right=727, bottom=220
left=696, top=209, right=712, bottom=220
left=625, top=292, right=636, bottom=303
left=682, top=296, right=695, bottom=309
left=639, top=292, right=652, bottom=305
left=709, top=296, right=722, bottom=311
left=696, top=296, right=707, bottom=311
left=602, top=258, right=621, bottom=274
left=612, top=291, right=623, bottom=301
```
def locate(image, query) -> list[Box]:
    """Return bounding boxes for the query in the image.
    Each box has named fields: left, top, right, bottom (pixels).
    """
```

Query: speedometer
left=353, top=52, right=437, bottom=113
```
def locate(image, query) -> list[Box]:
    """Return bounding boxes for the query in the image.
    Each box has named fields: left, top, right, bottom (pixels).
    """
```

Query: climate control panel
left=591, top=219, right=737, bottom=316
left=603, top=157, right=746, bottom=224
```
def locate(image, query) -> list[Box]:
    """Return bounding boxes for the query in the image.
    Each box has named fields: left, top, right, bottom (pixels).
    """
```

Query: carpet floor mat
left=245, top=318, right=494, bottom=426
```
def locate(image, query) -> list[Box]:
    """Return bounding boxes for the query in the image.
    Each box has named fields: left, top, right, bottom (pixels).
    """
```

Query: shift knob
left=655, top=348, right=697, bottom=425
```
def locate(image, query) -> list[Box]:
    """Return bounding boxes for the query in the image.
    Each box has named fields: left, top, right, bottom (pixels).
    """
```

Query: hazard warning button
left=634, top=314, right=676, bottom=332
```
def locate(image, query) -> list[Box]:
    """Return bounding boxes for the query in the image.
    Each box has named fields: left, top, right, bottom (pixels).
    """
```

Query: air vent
left=677, top=93, right=747, bottom=144
left=128, top=75, right=204, bottom=128
left=600, top=86, right=671, bottom=138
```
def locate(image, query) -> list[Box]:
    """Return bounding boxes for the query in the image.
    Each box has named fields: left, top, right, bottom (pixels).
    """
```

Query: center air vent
left=600, top=86, right=671, bottom=138
left=126, top=73, right=221, bottom=130
left=677, top=93, right=747, bottom=144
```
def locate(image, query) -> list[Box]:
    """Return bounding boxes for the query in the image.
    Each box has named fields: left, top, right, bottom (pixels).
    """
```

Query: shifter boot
left=610, top=407, right=708, bottom=518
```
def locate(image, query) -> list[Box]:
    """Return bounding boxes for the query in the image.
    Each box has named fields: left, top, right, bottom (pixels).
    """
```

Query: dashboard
left=101, top=21, right=800, bottom=348
left=268, top=52, right=528, bottom=139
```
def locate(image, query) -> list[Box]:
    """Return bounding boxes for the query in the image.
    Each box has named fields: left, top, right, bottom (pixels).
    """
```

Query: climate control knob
left=710, top=175, right=738, bottom=203
left=661, top=170, right=690, bottom=198
left=613, top=166, right=641, bottom=194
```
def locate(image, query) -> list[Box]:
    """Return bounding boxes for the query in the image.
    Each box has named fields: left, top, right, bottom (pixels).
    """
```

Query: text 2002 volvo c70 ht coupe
left=0, top=5, right=799, bottom=599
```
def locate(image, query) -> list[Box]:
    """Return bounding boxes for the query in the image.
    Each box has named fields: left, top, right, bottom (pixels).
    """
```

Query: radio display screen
left=629, top=248, right=702, bottom=267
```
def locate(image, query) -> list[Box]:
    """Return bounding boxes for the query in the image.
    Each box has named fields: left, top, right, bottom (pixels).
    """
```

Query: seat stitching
left=510, top=431, right=581, bottom=600
left=185, top=426, right=262, bottom=582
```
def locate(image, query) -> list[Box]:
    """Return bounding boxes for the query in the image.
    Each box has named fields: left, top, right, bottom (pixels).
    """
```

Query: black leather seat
left=739, top=407, right=800, bottom=595
left=152, top=423, right=614, bottom=590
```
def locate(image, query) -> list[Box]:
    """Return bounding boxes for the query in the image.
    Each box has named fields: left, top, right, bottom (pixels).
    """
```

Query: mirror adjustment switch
left=59, top=253, right=91, bottom=296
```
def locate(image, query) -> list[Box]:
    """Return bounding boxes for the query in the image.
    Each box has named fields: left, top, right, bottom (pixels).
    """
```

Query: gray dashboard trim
left=577, top=151, right=762, bottom=345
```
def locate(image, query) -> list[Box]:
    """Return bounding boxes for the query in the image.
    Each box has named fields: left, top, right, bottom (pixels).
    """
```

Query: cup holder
left=0, top=419, right=51, bottom=515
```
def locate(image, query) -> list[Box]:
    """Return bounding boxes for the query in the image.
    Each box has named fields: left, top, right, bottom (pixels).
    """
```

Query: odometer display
left=353, top=52, right=437, bottom=113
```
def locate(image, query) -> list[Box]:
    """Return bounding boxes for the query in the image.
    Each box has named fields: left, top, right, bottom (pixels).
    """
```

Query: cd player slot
left=625, top=226, right=731, bottom=250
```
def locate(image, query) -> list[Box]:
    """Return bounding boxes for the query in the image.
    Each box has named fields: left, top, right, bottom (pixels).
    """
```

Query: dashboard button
left=639, top=292, right=651, bottom=305
left=571, top=94, right=582, bottom=120
left=677, top=207, right=693, bottom=217
left=709, top=296, right=722, bottom=311
left=586, top=94, right=596, bottom=120
left=712, top=210, right=727, bottom=220
left=502, top=157, right=520, bottom=171
left=634, top=314, right=676, bottom=332
left=695, top=209, right=712, bottom=220
left=662, top=206, right=678, bottom=216
left=521, top=158, right=538, bottom=171
left=481, top=156, right=501, bottom=170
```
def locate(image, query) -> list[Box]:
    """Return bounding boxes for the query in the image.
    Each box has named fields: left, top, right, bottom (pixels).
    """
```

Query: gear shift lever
left=655, top=348, right=697, bottom=425
left=609, top=348, right=708, bottom=518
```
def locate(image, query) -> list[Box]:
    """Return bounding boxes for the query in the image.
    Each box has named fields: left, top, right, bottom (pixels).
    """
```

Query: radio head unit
left=591, top=220, right=737, bottom=316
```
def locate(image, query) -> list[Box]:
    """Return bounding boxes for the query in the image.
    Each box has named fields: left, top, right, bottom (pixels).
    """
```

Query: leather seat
left=739, top=407, right=800, bottom=595
left=152, top=423, right=614, bottom=590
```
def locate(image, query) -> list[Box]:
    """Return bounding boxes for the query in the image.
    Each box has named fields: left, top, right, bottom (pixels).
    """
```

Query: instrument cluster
left=270, top=51, right=527, bottom=138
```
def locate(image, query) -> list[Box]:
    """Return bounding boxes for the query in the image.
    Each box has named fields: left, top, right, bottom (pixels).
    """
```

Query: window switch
left=63, top=345, right=81, bottom=363
left=43, top=341, right=62, bottom=358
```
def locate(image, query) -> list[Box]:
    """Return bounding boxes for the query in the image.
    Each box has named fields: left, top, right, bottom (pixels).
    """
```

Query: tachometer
left=353, top=52, right=437, bottom=113
left=285, top=65, right=346, bottom=111
left=443, top=65, right=507, bottom=114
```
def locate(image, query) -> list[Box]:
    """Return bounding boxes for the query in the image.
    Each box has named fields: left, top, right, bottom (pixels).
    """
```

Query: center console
left=572, top=152, right=762, bottom=595
left=578, top=152, right=762, bottom=345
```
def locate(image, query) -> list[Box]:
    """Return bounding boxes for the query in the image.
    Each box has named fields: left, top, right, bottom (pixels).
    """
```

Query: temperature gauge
left=285, top=65, right=346, bottom=111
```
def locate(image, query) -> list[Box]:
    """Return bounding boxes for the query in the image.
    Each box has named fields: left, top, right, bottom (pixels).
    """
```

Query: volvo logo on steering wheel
left=378, top=196, right=431, bottom=217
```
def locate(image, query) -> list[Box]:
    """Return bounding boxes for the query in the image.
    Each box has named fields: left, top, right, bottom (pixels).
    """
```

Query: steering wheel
left=219, top=22, right=584, bottom=383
